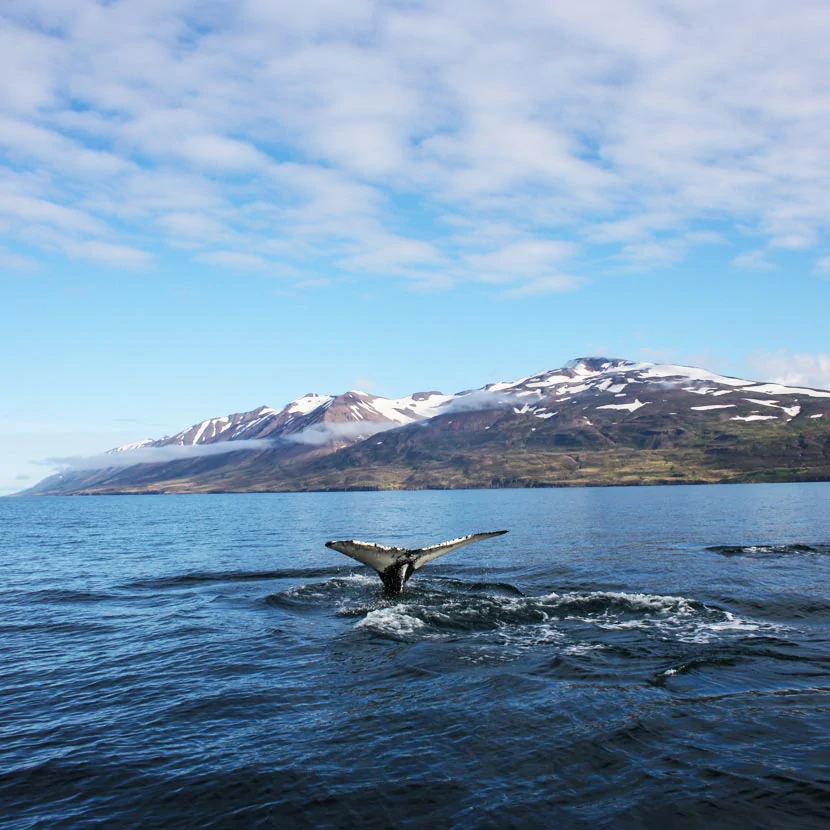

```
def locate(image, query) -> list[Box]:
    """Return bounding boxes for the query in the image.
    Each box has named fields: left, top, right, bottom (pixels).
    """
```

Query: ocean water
left=2, top=484, right=830, bottom=829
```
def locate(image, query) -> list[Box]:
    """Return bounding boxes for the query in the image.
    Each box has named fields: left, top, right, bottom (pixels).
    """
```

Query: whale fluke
left=325, top=530, right=508, bottom=594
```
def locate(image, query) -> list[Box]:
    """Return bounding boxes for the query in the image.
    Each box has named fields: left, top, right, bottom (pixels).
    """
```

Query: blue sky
left=3, top=0, right=830, bottom=493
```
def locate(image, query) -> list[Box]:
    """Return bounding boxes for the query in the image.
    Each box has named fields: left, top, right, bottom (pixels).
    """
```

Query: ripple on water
left=706, top=543, right=830, bottom=557
left=127, top=566, right=348, bottom=589
left=4, top=489, right=830, bottom=830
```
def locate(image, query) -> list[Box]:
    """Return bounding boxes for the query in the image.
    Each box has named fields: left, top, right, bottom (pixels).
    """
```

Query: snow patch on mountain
left=110, top=438, right=154, bottom=453
left=361, top=392, right=453, bottom=424
left=286, top=394, right=332, bottom=415
left=744, top=399, right=801, bottom=418
left=741, top=383, right=830, bottom=398
left=597, top=399, right=648, bottom=412
left=637, top=364, right=749, bottom=387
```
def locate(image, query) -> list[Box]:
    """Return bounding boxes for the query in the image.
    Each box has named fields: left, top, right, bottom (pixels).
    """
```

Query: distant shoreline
left=20, top=475, right=830, bottom=496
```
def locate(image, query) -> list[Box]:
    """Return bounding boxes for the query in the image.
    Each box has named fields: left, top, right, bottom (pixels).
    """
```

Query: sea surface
left=2, top=484, right=830, bottom=829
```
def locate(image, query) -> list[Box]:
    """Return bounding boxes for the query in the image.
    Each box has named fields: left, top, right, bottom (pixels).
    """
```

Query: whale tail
left=325, top=530, right=509, bottom=594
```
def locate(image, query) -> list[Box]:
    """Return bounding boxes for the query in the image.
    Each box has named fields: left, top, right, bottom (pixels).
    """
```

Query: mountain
left=25, top=358, right=830, bottom=494
left=24, top=387, right=455, bottom=494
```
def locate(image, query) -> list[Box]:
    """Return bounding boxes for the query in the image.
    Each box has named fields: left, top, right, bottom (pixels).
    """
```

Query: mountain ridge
left=24, top=357, right=830, bottom=495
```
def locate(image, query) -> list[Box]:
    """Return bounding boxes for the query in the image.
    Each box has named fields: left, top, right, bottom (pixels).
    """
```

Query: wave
left=23, top=588, right=122, bottom=604
left=706, top=543, right=830, bottom=557
left=429, top=577, right=526, bottom=597
left=672, top=685, right=830, bottom=704
left=265, top=574, right=378, bottom=611
left=0, top=757, right=467, bottom=830
left=0, top=619, right=117, bottom=635
left=713, top=593, right=830, bottom=621
left=652, top=654, right=740, bottom=683
left=128, top=567, right=348, bottom=589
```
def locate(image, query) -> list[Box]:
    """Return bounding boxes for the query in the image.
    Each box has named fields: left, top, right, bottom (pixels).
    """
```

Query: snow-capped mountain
left=119, top=357, right=830, bottom=455
left=478, top=357, right=829, bottom=421
left=26, top=358, right=830, bottom=494
left=117, top=388, right=457, bottom=453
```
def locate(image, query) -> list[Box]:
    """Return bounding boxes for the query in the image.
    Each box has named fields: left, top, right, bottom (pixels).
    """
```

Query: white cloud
left=3, top=1, right=830, bottom=289
left=619, top=240, right=687, bottom=268
left=285, top=421, right=394, bottom=446
left=0, top=116, right=132, bottom=175
left=340, top=236, right=441, bottom=274
left=505, top=274, right=582, bottom=296
left=731, top=250, right=773, bottom=271
left=294, top=277, right=331, bottom=289
left=158, top=212, right=227, bottom=241
left=0, top=246, right=38, bottom=271
left=591, top=213, right=680, bottom=245
left=180, top=135, right=269, bottom=172
left=197, top=251, right=268, bottom=270
left=768, top=232, right=816, bottom=251
left=747, top=351, right=830, bottom=391
left=462, top=239, right=579, bottom=291
left=440, top=389, right=530, bottom=413
left=45, top=439, right=275, bottom=471
left=0, top=21, right=60, bottom=113
left=64, top=240, right=153, bottom=269
left=466, top=240, right=576, bottom=274
left=0, top=187, right=104, bottom=234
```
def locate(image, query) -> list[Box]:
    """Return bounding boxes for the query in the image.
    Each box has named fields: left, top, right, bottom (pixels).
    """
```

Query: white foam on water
left=590, top=603, right=783, bottom=643
left=492, top=620, right=566, bottom=648
left=357, top=606, right=428, bottom=637
left=341, top=585, right=787, bottom=653
left=278, top=572, right=379, bottom=607
left=338, top=572, right=378, bottom=585
left=547, top=590, right=696, bottom=613
left=284, top=586, right=328, bottom=600
left=540, top=590, right=787, bottom=644
left=563, top=642, right=606, bottom=656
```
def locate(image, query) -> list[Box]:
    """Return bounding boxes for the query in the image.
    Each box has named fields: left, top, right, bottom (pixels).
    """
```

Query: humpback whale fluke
left=325, top=530, right=509, bottom=594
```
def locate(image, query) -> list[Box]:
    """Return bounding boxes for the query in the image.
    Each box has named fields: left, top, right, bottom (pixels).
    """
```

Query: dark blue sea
left=2, top=484, right=830, bottom=829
